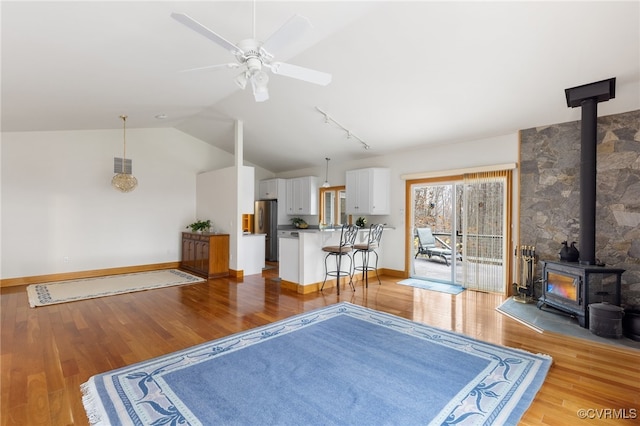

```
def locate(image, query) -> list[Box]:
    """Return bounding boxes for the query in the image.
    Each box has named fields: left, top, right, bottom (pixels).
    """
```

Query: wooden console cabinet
left=181, top=232, right=229, bottom=278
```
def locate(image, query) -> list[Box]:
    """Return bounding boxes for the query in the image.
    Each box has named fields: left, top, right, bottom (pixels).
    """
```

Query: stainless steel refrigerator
left=254, top=200, right=278, bottom=261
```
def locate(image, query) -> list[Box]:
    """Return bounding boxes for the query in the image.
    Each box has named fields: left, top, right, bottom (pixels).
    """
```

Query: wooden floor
left=2, top=266, right=639, bottom=425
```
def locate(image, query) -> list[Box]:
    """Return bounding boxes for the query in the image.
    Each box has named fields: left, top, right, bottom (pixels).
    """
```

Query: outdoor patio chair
left=415, top=227, right=461, bottom=266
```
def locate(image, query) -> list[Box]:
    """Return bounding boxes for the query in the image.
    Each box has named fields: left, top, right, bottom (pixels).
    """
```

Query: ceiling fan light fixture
left=234, top=72, right=248, bottom=89
left=250, top=70, right=270, bottom=102
left=253, top=70, right=269, bottom=88
left=251, top=77, right=269, bottom=102
left=254, top=91, right=269, bottom=102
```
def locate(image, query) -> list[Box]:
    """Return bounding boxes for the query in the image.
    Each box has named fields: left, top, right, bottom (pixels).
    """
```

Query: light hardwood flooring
left=1, top=266, right=638, bottom=425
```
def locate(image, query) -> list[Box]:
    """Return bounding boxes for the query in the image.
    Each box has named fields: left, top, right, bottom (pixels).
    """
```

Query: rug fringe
left=25, top=286, right=38, bottom=308
left=81, top=378, right=106, bottom=426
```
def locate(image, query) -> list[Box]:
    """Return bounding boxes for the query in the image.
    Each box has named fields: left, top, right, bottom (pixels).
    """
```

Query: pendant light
left=322, top=157, right=331, bottom=188
left=111, top=115, right=138, bottom=192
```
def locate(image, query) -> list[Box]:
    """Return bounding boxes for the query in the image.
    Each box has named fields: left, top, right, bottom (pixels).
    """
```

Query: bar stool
left=353, top=224, right=384, bottom=288
left=320, top=224, right=358, bottom=295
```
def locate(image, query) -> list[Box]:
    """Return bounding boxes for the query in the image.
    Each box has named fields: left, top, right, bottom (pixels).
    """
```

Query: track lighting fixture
left=315, top=106, right=371, bottom=150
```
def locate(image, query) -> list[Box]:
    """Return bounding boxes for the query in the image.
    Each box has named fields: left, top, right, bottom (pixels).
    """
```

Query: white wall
left=196, top=165, right=260, bottom=274
left=0, top=128, right=234, bottom=279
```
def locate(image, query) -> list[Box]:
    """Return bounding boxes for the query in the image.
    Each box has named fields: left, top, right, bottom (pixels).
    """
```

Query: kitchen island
left=278, top=227, right=387, bottom=293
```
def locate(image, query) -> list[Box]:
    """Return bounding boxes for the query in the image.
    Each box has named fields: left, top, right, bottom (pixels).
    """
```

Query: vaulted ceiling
left=2, top=1, right=639, bottom=173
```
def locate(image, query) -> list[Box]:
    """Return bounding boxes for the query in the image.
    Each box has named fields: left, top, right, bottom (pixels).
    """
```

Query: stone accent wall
left=520, top=109, right=640, bottom=307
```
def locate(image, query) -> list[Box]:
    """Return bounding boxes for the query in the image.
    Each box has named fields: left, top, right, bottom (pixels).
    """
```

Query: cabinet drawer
left=182, top=232, right=209, bottom=241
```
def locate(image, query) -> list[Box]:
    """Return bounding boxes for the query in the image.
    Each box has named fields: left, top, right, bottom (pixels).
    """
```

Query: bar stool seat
left=353, top=224, right=384, bottom=288
left=321, top=224, right=358, bottom=295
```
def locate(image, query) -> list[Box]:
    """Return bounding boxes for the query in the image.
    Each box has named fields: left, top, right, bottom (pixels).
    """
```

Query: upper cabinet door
left=259, top=178, right=284, bottom=200
left=346, top=168, right=390, bottom=215
left=286, top=176, right=318, bottom=215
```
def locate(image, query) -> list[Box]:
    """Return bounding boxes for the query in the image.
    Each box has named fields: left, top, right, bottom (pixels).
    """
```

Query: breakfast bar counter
left=278, top=227, right=388, bottom=293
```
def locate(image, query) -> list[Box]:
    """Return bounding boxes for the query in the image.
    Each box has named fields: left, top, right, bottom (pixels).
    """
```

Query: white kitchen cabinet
left=258, top=178, right=285, bottom=200
left=286, top=176, right=318, bottom=215
left=346, top=168, right=390, bottom=215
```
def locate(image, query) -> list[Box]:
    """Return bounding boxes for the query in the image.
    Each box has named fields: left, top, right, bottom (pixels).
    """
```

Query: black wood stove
left=538, top=260, right=624, bottom=328
left=536, top=78, right=625, bottom=328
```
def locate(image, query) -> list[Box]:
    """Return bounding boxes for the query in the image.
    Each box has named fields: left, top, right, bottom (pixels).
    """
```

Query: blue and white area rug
left=82, top=302, right=551, bottom=425
left=27, top=269, right=204, bottom=307
left=398, top=278, right=465, bottom=295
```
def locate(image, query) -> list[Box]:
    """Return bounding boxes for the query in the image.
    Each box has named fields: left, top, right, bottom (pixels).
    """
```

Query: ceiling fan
left=171, top=5, right=332, bottom=102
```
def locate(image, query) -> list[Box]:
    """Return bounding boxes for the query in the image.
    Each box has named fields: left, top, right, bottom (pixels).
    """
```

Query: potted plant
left=355, top=216, right=367, bottom=228
left=291, top=217, right=308, bottom=229
left=186, top=219, right=212, bottom=233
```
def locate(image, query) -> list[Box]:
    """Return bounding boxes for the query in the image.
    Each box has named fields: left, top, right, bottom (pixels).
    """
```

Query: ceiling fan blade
left=269, top=62, right=332, bottom=86
left=171, top=12, right=243, bottom=55
left=261, top=14, right=312, bottom=56
left=179, top=63, right=240, bottom=73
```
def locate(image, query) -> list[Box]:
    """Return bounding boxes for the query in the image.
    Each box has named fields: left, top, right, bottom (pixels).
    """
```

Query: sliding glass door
left=409, top=171, right=511, bottom=293
left=461, top=171, right=510, bottom=293
left=410, top=181, right=462, bottom=285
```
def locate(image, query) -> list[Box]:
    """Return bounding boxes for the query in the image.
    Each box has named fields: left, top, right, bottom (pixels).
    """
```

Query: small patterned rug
left=397, top=278, right=465, bottom=295
left=26, top=269, right=204, bottom=307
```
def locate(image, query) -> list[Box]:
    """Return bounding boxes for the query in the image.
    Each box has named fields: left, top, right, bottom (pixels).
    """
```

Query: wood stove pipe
left=565, top=78, right=616, bottom=265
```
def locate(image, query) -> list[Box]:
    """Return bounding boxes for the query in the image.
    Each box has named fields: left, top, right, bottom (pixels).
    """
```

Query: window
left=319, top=186, right=347, bottom=226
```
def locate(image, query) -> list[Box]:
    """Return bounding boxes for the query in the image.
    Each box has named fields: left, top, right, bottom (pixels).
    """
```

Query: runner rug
left=81, top=302, right=551, bottom=425
left=27, top=269, right=204, bottom=307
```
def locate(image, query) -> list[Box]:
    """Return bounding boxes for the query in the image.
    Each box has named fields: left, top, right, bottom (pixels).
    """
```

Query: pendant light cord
left=322, top=157, right=330, bottom=187
left=325, top=157, right=330, bottom=182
